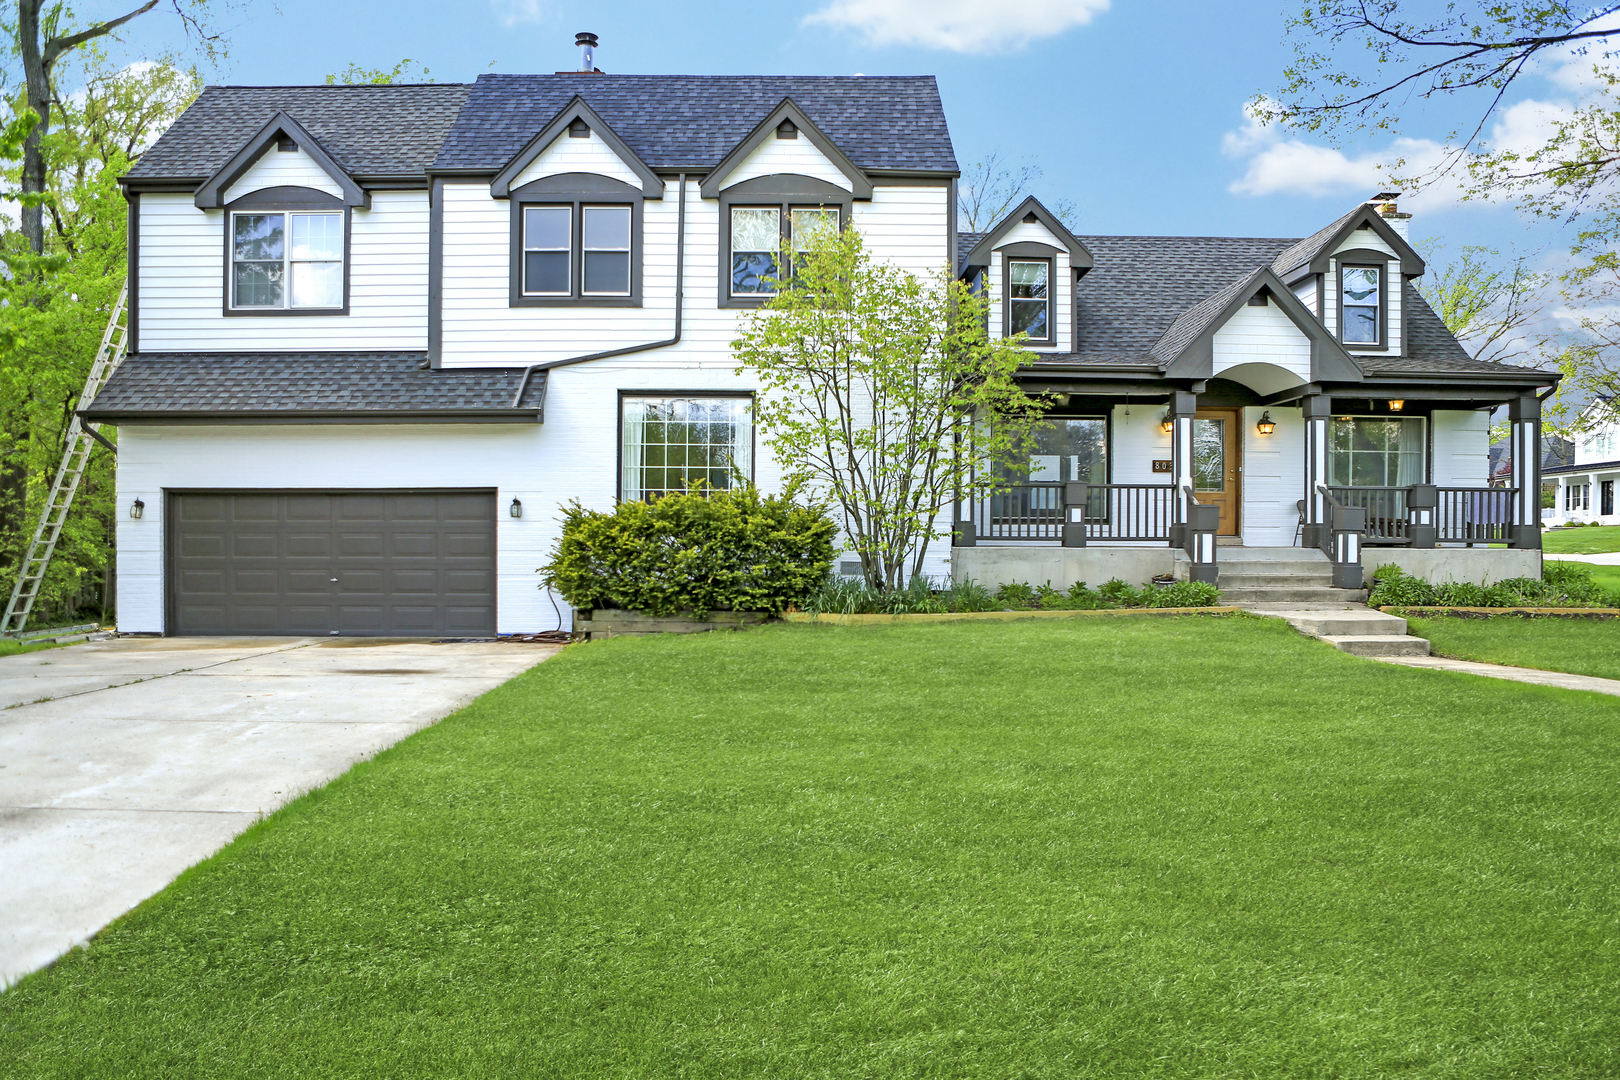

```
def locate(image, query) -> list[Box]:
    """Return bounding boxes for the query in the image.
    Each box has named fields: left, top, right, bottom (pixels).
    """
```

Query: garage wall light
left=509, top=498, right=523, bottom=519
left=129, top=498, right=144, bottom=519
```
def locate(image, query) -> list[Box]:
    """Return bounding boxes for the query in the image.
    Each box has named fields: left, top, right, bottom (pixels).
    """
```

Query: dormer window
left=1006, top=257, right=1052, bottom=344
left=728, top=205, right=840, bottom=297
left=229, top=209, right=344, bottom=311
left=508, top=174, right=643, bottom=307
left=1339, top=263, right=1382, bottom=346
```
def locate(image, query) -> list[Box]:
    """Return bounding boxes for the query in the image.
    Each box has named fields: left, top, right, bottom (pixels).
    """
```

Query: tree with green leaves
left=731, top=225, right=1046, bottom=590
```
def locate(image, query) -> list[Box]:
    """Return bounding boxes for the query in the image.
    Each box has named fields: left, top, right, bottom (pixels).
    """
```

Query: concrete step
left=1322, top=634, right=1431, bottom=657
left=1282, top=612, right=1408, bottom=637
left=1218, top=547, right=1329, bottom=562
left=1219, top=587, right=1370, bottom=604
left=1218, top=572, right=1336, bottom=589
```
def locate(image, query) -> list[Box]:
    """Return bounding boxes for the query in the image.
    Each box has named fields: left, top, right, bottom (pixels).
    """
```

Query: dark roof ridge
left=201, top=82, right=470, bottom=90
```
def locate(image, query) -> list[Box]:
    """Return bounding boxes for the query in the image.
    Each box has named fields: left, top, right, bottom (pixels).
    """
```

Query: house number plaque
left=1151, top=459, right=1173, bottom=473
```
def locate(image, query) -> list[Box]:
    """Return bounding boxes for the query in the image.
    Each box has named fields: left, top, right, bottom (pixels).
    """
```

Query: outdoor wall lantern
left=509, top=498, right=523, bottom=519
left=1160, top=410, right=1174, bottom=434
left=1255, top=411, right=1277, bottom=436
left=129, top=498, right=144, bottom=520
left=1388, top=399, right=1405, bottom=412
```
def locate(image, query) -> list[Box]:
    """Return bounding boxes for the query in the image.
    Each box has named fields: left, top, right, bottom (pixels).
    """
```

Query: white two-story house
left=87, top=44, right=1559, bottom=636
left=1545, top=401, right=1619, bottom=524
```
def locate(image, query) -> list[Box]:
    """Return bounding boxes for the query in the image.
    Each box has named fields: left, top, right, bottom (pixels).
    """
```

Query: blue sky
left=102, top=0, right=1576, bottom=260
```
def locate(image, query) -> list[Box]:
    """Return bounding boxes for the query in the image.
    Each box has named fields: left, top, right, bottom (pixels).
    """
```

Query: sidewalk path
left=1544, top=552, right=1620, bottom=565
left=1374, top=654, right=1620, bottom=697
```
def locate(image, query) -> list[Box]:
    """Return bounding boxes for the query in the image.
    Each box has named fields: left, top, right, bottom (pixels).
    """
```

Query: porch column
left=1167, top=390, right=1197, bottom=546
left=1301, top=394, right=1331, bottom=549
left=1508, top=394, right=1542, bottom=549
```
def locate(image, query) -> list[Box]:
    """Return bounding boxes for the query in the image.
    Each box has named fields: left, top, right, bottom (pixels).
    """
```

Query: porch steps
left=1250, top=606, right=1430, bottom=658
left=1214, top=547, right=1369, bottom=606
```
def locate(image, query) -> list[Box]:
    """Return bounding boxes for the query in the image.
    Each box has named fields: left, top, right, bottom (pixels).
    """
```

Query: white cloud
left=803, top=0, right=1109, bottom=53
left=1219, top=96, right=1575, bottom=211
left=491, top=0, right=544, bottom=28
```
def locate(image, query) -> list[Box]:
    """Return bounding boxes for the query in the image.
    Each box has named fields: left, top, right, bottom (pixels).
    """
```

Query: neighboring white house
left=86, top=40, right=1560, bottom=637
left=1545, top=401, right=1620, bottom=525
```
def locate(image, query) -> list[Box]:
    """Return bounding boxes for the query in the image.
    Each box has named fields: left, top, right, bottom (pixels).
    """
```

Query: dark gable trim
left=1333, top=248, right=1392, bottom=351
left=126, top=190, right=139, bottom=354
left=94, top=411, right=541, bottom=426
left=508, top=173, right=644, bottom=308
left=193, top=112, right=368, bottom=210
left=221, top=187, right=351, bottom=318
left=699, top=98, right=874, bottom=200
left=1162, top=268, right=1364, bottom=384
left=490, top=96, right=663, bottom=200
left=715, top=174, right=853, bottom=310
left=428, top=177, right=444, bottom=368
left=963, top=196, right=1093, bottom=273
left=1296, top=205, right=1423, bottom=277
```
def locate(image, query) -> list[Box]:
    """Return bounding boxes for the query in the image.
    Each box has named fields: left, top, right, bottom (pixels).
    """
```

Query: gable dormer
left=963, top=197, right=1092, bottom=353
left=194, top=112, right=367, bottom=210
left=1273, top=200, right=1426, bottom=357
left=490, top=97, right=663, bottom=199
left=704, top=99, right=872, bottom=309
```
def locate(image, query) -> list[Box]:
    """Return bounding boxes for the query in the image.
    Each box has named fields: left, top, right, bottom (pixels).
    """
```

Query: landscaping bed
left=800, top=575, right=1220, bottom=615
left=4, top=619, right=1617, bottom=1076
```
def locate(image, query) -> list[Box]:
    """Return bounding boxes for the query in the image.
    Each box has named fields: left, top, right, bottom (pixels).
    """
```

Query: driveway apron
left=0, top=635, right=558, bottom=988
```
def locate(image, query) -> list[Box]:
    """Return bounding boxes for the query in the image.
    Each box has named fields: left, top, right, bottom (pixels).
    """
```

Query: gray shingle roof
left=433, top=74, right=957, bottom=173
left=1269, top=205, right=1362, bottom=281
left=126, top=84, right=471, bottom=180
left=1148, top=268, right=1266, bottom=366
left=82, top=353, right=545, bottom=419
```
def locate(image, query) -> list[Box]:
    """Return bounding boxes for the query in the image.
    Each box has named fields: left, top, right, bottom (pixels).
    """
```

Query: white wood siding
left=511, top=129, right=644, bottom=189
left=1211, top=302, right=1311, bottom=391
left=221, top=146, right=343, bottom=202
left=138, top=191, right=429, bottom=351
left=1291, top=277, right=1317, bottom=315
left=985, top=219, right=1072, bottom=353
left=113, top=352, right=953, bottom=632
left=438, top=180, right=951, bottom=367
left=1241, top=404, right=1304, bottom=546
left=1110, top=403, right=1171, bottom=487
left=1431, top=409, right=1490, bottom=486
left=719, top=133, right=852, bottom=191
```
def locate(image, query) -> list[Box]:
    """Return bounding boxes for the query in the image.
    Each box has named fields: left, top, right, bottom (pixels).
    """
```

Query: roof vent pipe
left=576, top=32, right=599, bottom=73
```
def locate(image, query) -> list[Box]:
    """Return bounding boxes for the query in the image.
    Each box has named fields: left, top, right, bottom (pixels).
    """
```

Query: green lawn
left=1543, top=524, right=1620, bottom=554
left=1407, top=613, right=1620, bottom=680
left=4, top=617, right=1619, bottom=1078
left=0, top=637, right=63, bottom=659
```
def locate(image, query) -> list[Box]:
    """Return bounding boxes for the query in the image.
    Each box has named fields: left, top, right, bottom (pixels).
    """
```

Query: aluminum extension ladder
left=1, top=283, right=129, bottom=635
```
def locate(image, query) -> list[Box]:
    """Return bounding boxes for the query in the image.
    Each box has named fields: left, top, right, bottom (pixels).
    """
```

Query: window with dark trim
left=222, top=186, right=350, bottom=316
left=717, top=174, right=853, bottom=308
left=509, top=172, right=643, bottom=307
left=619, top=394, right=754, bottom=501
left=1003, top=255, right=1053, bottom=344
left=1334, top=251, right=1391, bottom=348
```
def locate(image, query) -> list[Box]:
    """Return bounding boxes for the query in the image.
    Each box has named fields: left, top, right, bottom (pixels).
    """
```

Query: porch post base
left=953, top=520, right=976, bottom=548
left=1188, top=563, right=1218, bottom=585
left=1407, top=525, right=1437, bottom=549
left=1332, top=563, right=1364, bottom=590
left=1301, top=523, right=1326, bottom=549
left=1168, top=524, right=1186, bottom=548
left=1509, top=524, right=1542, bottom=550
left=1061, top=523, right=1087, bottom=548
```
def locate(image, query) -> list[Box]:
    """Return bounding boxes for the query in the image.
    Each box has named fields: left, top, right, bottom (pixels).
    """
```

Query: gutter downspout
left=512, top=172, right=687, bottom=410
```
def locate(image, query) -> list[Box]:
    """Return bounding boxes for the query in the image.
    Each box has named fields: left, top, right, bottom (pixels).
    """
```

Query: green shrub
left=1146, top=580, right=1221, bottom=607
left=1371, top=560, right=1620, bottom=609
left=1097, top=578, right=1143, bottom=606
left=1433, top=581, right=1486, bottom=607
left=995, top=581, right=1036, bottom=606
left=1367, top=566, right=1437, bottom=607
left=542, top=483, right=837, bottom=617
left=940, top=579, right=997, bottom=612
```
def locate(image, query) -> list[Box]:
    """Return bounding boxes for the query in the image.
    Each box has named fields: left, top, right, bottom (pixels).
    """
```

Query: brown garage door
left=168, top=491, right=497, bottom=637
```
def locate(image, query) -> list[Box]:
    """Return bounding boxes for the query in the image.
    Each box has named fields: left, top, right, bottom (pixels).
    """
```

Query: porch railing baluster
left=957, top=483, right=1178, bottom=544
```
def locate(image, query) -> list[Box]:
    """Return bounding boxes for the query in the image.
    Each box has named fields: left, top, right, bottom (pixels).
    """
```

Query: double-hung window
left=729, top=205, right=840, bottom=297
left=1339, top=264, right=1382, bottom=345
left=1006, top=258, right=1052, bottom=342
left=230, top=211, right=344, bottom=310
left=620, top=396, right=753, bottom=501
left=1565, top=484, right=1591, bottom=513
left=520, top=204, right=634, bottom=298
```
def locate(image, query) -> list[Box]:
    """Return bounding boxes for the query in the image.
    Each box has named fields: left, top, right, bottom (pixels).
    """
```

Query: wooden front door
left=1193, top=409, right=1241, bottom=535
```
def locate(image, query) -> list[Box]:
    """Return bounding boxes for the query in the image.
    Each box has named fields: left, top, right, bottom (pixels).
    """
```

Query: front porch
left=951, top=374, right=1549, bottom=591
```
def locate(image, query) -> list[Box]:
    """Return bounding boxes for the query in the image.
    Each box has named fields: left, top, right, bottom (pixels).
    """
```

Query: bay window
left=230, top=210, right=344, bottom=311
left=1328, top=416, right=1425, bottom=487
left=621, top=396, right=753, bottom=501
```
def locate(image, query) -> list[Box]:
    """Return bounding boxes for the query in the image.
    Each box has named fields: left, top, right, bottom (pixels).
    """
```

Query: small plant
left=1146, top=580, right=1221, bottom=607
left=995, top=581, right=1036, bottom=606
left=1370, top=560, right=1620, bottom=609
left=1097, top=578, right=1142, bottom=606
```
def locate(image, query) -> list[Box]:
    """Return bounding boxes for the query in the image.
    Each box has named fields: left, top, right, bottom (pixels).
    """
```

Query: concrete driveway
left=0, top=635, right=560, bottom=989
